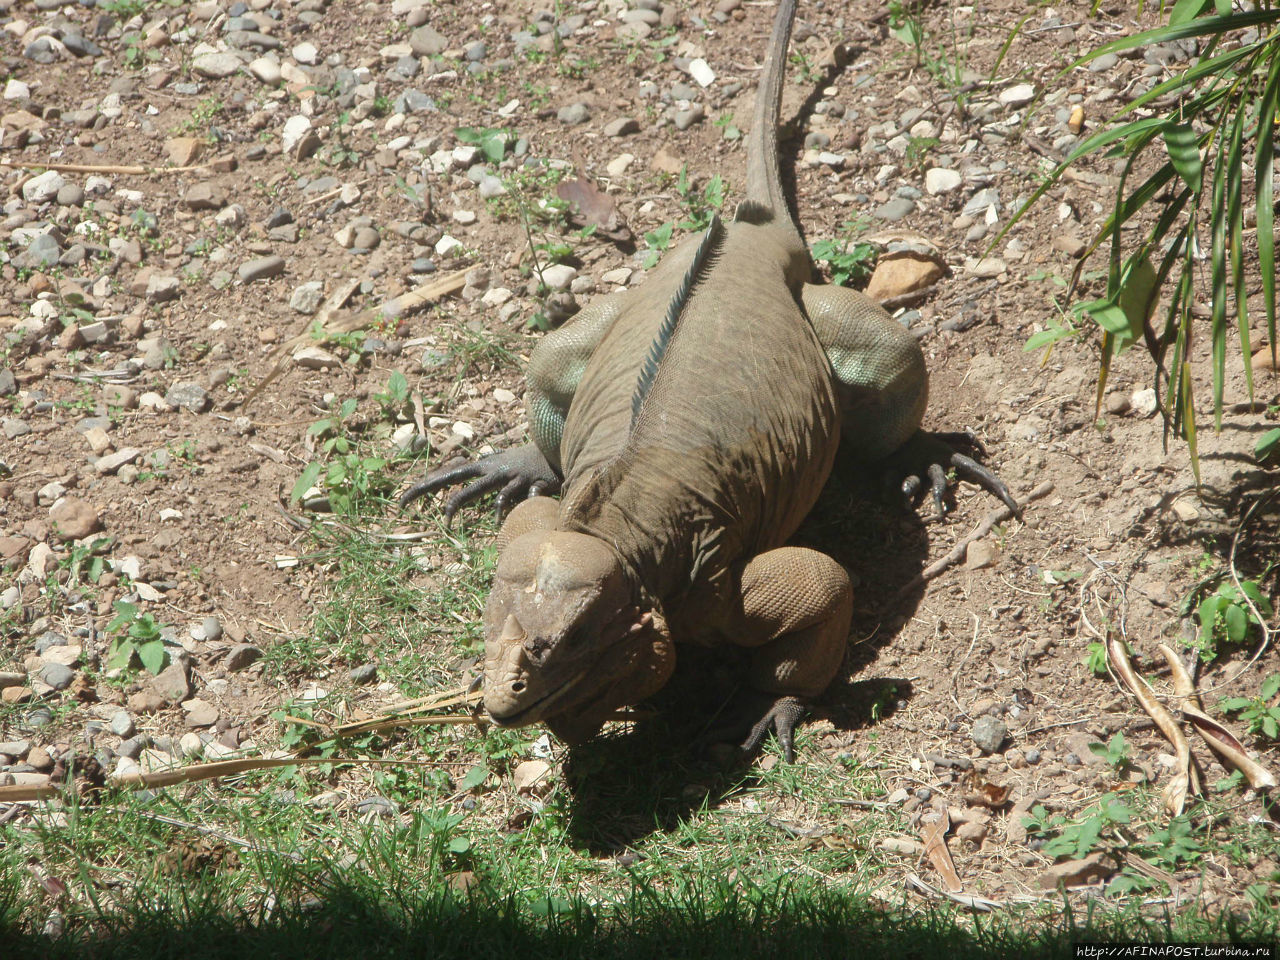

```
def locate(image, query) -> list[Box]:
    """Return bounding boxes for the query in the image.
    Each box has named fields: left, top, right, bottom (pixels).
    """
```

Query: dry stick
left=904, top=874, right=1002, bottom=913
left=0, top=159, right=210, bottom=175
left=241, top=269, right=468, bottom=410
left=1107, top=636, right=1195, bottom=816
left=899, top=480, right=1055, bottom=596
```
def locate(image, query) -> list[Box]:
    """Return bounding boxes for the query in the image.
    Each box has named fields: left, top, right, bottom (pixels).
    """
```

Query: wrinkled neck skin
left=558, top=455, right=735, bottom=612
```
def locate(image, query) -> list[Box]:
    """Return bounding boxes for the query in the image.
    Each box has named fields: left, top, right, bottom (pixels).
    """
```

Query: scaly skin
left=402, top=0, right=1016, bottom=761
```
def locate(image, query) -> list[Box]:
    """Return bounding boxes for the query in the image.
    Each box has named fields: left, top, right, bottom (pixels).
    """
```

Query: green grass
left=4, top=777, right=1276, bottom=959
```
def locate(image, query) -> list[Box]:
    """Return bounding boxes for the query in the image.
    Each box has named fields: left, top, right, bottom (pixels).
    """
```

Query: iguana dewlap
left=402, top=0, right=1015, bottom=760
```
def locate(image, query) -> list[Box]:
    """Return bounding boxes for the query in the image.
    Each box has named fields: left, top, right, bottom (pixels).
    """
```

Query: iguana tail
left=739, top=0, right=798, bottom=223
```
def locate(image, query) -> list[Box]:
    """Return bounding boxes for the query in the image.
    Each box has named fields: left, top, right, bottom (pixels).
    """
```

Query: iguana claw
left=400, top=444, right=561, bottom=523
left=894, top=430, right=1018, bottom=518
left=740, top=695, right=807, bottom=763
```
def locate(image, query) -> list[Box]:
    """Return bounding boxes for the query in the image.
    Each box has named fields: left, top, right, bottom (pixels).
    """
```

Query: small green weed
left=1187, top=578, right=1273, bottom=662
left=811, top=218, right=877, bottom=288
left=641, top=221, right=674, bottom=269
left=1219, top=673, right=1280, bottom=740
left=1087, top=731, right=1131, bottom=774
left=675, top=165, right=724, bottom=231
left=105, top=600, right=170, bottom=675
left=1257, top=426, right=1280, bottom=463
left=455, top=125, right=511, bottom=164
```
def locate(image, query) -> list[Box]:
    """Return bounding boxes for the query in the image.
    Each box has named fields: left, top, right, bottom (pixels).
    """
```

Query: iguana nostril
left=511, top=681, right=526, bottom=693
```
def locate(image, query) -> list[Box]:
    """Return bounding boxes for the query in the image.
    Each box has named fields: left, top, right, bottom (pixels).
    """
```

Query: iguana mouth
left=486, top=667, right=589, bottom=726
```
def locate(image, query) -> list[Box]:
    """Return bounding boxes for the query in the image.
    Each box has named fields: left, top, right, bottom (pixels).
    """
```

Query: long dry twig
left=241, top=269, right=468, bottom=410
left=899, top=480, right=1054, bottom=595
left=0, top=159, right=211, bottom=175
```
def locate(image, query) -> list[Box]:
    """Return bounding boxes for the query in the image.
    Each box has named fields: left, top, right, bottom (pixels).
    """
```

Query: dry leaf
left=555, top=177, right=633, bottom=243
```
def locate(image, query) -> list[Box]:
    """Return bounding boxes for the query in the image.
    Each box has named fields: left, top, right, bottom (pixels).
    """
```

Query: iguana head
left=481, top=530, right=673, bottom=742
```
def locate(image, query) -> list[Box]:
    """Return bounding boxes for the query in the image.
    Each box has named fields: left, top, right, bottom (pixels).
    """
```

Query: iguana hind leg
left=723, top=546, right=853, bottom=761
left=802, top=283, right=927, bottom=460
left=802, top=283, right=1016, bottom=513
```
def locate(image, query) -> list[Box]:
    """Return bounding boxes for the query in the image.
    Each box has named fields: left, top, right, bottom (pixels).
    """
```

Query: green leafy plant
left=1025, top=792, right=1135, bottom=861
left=675, top=166, right=724, bottom=231
left=106, top=600, right=169, bottom=675
left=372, top=369, right=412, bottom=422
left=1083, top=640, right=1110, bottom=677
left=1257, top=425, right=1280, bottom=463
left=1024, top=303, right=1085, bottom=361
left=1220, top=673, right=1280, bottom=740
left=454, top=126, right=511, bottom=164
left=1087, top=731, right=1131, bottom=774
left=1188, top=578, right=1274, bottom=661
left=811, top=218, right=877, bottom=288
left=292, top=398, right=391, bottom=516
left=1004, top=3, right=1280, bottom=472
left=641, top=221, right=674, bottom=269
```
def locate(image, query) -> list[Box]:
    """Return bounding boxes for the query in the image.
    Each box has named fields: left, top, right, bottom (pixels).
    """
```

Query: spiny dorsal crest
left=629, top=213, right=725, bottom=428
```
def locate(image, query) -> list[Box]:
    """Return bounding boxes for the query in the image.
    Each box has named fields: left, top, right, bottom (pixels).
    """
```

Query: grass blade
left=1256, top=53, right=1280, bottom=370
left=1208, top=121, right=1229, bottom=430
left=1074, top=10, right=1280, bottom=66
left=1162, top=123, right=1203, bottom=194
left=1226, top=104, right=1252, bottom=404
left=1182, top=360, right=1200, bottom=487
left=1170, top=0, right=1212, bottom=25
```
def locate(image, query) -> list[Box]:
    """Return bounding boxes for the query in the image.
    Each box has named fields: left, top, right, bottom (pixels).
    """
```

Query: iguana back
left=550, top=0, right=839, bottom=602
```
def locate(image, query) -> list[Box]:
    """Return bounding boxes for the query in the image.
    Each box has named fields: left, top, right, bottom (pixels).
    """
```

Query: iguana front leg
left=801, top=283, right=1016, bottom=512
left=705, top=546, right=853, bottom=761
left=400, top=293, right=627, bottom=517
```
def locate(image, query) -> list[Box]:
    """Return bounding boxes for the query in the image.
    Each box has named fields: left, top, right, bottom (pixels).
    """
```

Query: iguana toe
left=892, top=430, right=1018, bottom=518
left=400, top=444, right=561, bottom=523
left=740, top=695, right=807, bottom=763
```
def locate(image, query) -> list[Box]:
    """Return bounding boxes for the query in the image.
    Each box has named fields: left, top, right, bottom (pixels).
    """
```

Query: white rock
left=191, top=51, right=242, bottom=79
left=999, top=83, right=1036, bottom=108
left=435, top=235, right=464, bottom=257
left=606, top=153, right=634, bottom=177
left=281, top=115, right=313, bottom=156
left=482, top=287, right=513, bottom=307
left=924, top=167, right=963, bottom=195
left=158, top=508, right=183, bottom=521
left=291, top=42, right=319, bottom=65
left=492, top=388, right=516, bottom=403
left=816, top=151, right=845, bottom=169
left=451, top=421, right=475, bottom=440
left=391, top=423, right=422, bottom=451
left=22, top=170, right=64, bottom=204
left=964, top=256, right=1007, bottom=278
left=30, top=300, right=59, bottom=321
left=539, top=263, right=577, bottom=291
left=248, top=56, right=281, bottom=85
left=4, top=78, right=30, bottom=100
left=452, top=209, right=477, bottom=225
left=1130, top=387, right=1158, bottom=417
left=293, top=346, right=340, bottom=369
left=601, top=267, right=633, bottom=285
left=688, top=58, right=715, bottom=87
